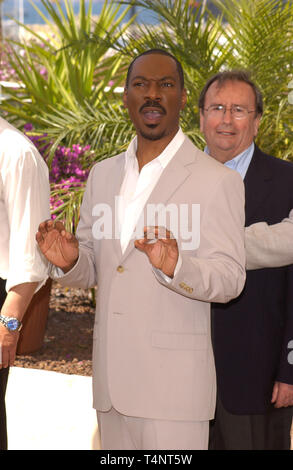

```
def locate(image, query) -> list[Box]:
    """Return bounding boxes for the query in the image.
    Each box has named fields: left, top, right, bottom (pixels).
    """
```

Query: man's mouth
left=216, top=130, right=236, bottom=136
left=140, top=101, right=166, bottom=125
left=143, top=109, right=164, bottom=123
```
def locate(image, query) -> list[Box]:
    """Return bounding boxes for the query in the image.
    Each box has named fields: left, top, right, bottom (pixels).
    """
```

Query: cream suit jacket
left=55, top=136, right=246, bottom=422
left=245, top=209, right=293, bottom=269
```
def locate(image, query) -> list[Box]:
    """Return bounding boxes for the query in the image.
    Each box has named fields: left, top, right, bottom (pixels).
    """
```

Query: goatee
left=139, top=127, right=166, bottom=141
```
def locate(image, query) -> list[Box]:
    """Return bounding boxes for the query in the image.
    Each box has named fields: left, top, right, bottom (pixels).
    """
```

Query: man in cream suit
left=36, top=50, right=246, bottom=450
left=246, top=210, right=293, bottom=269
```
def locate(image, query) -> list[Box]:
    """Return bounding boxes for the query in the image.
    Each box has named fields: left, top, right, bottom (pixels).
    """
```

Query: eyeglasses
left=203, top=104, right=256, bottom=120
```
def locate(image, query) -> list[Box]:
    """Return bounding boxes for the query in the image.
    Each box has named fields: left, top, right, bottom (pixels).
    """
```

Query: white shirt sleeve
left=1, top=141, right=50, bottom=292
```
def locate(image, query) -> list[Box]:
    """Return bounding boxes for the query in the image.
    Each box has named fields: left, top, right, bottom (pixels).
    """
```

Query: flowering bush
left=50, top=144, right=90, bottom=184
left=23, top=123, right=90, bottom=184
left=24, top=123, right=92, bottom=226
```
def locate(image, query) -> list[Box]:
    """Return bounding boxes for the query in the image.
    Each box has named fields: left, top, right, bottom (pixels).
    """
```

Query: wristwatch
left=0, top=315, right=22, bottom=332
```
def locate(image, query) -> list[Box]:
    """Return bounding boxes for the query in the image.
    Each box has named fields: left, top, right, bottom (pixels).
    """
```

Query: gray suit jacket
left=55, top=136, right=246, bottom=421
left=245, top=209, right=293, bottom=269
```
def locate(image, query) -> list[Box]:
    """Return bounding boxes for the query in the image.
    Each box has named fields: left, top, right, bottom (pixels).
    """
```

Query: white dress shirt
left=53, top=129, right=185, bottom=281
left=0, top=116, right=50, bottom=292
left=119, top=128, right=185, bottom=253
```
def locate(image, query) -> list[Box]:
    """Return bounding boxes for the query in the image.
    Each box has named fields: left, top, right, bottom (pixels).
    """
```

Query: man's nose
left=145, top=81, right=161, bottom=100
left=222, top=107, right=233, bottom=124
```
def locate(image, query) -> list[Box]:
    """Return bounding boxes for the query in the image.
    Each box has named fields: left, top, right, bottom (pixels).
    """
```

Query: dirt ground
left=14, top=282, right=95, bottom=376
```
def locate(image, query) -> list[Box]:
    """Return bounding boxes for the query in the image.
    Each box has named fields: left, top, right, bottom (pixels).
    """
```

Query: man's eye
left=211, top=105, right=223, bottom=111
left=161, top=82, right=173, bottom=87
left=133, top=82, right=144, bottom=87
left=234, top=106, right=244, bottom=113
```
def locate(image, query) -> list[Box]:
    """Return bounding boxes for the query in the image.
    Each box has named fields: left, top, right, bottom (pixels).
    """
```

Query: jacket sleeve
left=158, top=169, right=246, bottom=303
left=245, top=209, right=293, bottom=270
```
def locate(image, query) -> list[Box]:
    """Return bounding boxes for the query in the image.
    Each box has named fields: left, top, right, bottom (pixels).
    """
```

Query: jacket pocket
left=151, top=331, right=208, bottom=351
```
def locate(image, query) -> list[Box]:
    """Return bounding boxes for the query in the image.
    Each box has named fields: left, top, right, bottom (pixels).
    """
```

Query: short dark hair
left=125, top=49, right=185, bottom=89
left=198, top=70, right=263, bottom=116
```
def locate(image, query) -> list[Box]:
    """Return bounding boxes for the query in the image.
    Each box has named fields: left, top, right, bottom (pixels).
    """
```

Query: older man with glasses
left=199, top=70, right=293, bottom=450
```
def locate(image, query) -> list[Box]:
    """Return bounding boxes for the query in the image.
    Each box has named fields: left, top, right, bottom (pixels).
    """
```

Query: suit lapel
left=120, top=137, right=197, bottom=261
left=104, top=154, right=125, bottom=260
left=244, top=146, right=273, bottom=225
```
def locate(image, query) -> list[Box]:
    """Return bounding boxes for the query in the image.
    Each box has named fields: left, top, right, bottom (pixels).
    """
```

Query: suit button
left=117, top=265, right=124, bottom=273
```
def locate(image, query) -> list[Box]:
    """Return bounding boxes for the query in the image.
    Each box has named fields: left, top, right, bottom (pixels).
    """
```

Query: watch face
left=7, top=318, right=20, bottom=331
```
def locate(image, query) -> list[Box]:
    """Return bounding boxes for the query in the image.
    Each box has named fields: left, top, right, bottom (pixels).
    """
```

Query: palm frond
left=212, top=0, right=293, bottom=158
left=32, top=99, right=135, bottom=164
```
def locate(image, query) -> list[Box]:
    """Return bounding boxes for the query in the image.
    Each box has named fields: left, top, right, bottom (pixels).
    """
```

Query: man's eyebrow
left=130, top=75, right=176, bottom=82
left=130, top=75, right=147, bottom=81
left=208, top=102, right=246, bottom=106
left=159, top=76, right=176, bottom=82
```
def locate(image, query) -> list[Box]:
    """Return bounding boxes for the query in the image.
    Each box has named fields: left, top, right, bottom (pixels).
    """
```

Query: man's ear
left=253, top=114, right=261, bottom=138
left=181, top=88, right=187, bottom=110
left=199, top=109, right=204, bottom=133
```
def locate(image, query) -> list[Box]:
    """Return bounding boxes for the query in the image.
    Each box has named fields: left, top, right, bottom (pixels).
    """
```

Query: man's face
left=200, top=80, right=261, bottom=163
left=123, top=54, right=186, bottom=142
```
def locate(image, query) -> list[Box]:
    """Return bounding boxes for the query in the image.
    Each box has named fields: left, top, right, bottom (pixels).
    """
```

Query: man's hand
left=271, top=381, right=293, bottom=408
left=0, top=325, right=19, bottom=369
left=134, top=226, right=179, bottom=278
left=36, top=220, right=79, bottom=273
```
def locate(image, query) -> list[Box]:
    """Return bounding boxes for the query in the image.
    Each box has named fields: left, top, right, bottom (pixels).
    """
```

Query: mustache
left=139, top=100, right=166, bottom=114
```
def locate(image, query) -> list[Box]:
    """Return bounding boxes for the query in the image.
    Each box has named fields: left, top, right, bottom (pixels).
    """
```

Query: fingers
left=274, top=395, right=293, bottom=408
left=36, top=219, right=68, bottom=244
left=274, top=399, right=287, bottom=408
left=134, top=226, right=177, bottom=256
left=136, top=226, right=174, bottom=245
left=144, top=226, right=174, bottom=241
left=38, top=219, right=54, bottom=234
left=0, top=349, right=15, bottom=369
left=135, top=225, right=178, bottom=278
left=0, top=352, right=15, bottom=369
left=0, top=339, right=17, bottom=369
left=272, top=382, right=293, bottom=408
left=134, top=238, right=151, bottom=254
left=37, top=219, right=65, bottom=235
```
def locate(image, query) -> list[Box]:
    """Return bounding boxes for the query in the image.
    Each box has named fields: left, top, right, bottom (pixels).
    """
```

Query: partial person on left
left=0, top=116, right=50, bottom=450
